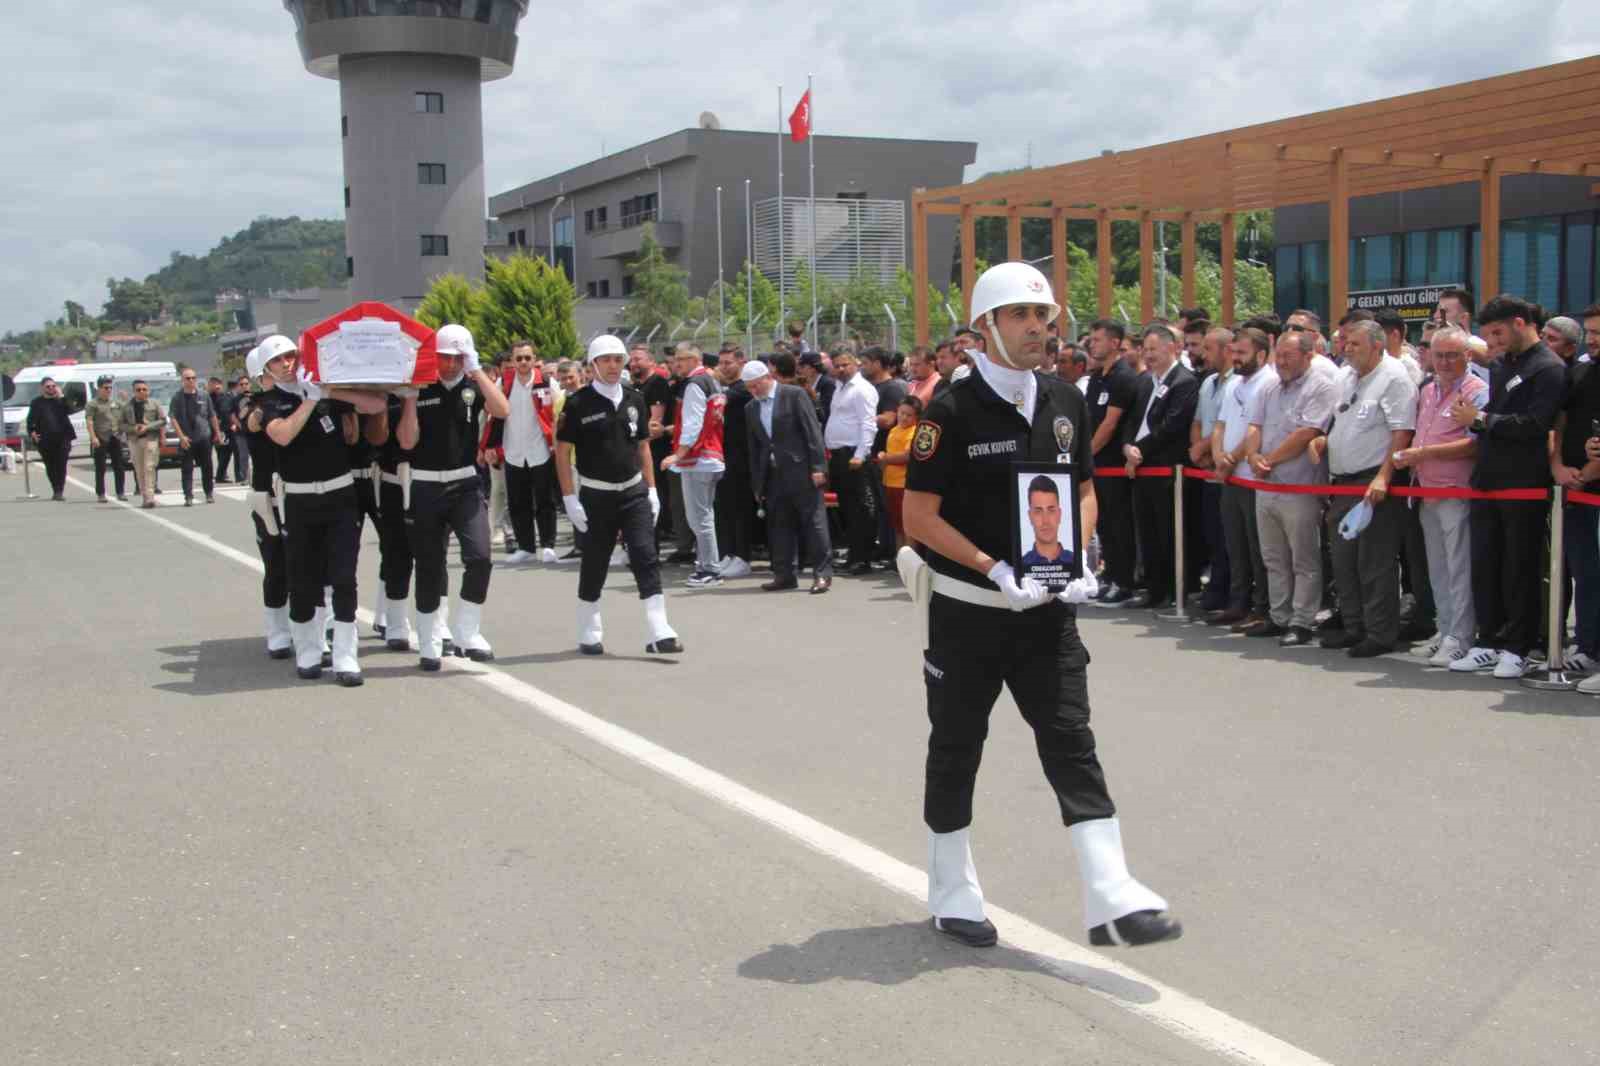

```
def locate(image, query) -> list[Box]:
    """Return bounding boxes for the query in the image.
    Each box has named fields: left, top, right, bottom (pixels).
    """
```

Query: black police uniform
left=556, top=383, right=661, bottom=603
left=408, top=377, right=491, bottom=616
left=349, top=427, right=380, bottom=529
left=375, top=396, right=417, bottom=624
left=1084, top=359, right=1139, bottom=595
left=906, top=368, right=1116, bottom=835
left=241, top=392, right=288, bottom=623
left=257, top=387, right=360, bottom=627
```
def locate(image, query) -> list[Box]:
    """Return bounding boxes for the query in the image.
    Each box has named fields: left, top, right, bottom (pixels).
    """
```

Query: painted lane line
left=66, top=473, right=1335, bottom=1066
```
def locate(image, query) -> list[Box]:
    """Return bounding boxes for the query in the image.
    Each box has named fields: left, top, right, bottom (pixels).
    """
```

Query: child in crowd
left=876, top=395, right=923, bottom=549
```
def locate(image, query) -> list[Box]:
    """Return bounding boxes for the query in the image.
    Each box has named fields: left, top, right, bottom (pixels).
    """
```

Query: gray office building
left=489, top=126, right=976, bottom=319
left=280, top=1, right=528, bottom=306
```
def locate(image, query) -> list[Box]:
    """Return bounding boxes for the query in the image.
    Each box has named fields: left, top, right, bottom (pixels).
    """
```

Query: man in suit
left=743, top=360, right=832, bottom=593
left=1120, top=323, right=1200, bottom=610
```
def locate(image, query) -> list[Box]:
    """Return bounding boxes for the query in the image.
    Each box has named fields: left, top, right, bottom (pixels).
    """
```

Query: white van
left=2, top=361, right=180, bottom=456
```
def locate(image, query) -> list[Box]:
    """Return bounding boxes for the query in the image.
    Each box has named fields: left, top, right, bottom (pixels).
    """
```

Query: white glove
left=296, top=369, right=322, bottom=403
left=986, top=560, right=1050, bottom=612
left=648, top=486, right=661, bottom=523
left=1057, top=571, right=1100, bottom=605
left=393, top=387, right=418, bottom=400
left=563, top=493, right=588, bottom=533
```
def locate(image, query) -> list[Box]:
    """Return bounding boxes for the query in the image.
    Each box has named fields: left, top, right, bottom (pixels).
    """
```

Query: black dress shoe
left=1230, top=613, right=1267, bottom=633
left=663, top=551, right=695, bottom=565
left=646, top=637, right=683, bottom=654
left=1319, top=630, right=1365, bottom=650
left=463, top=648, right=493, bottom=662
left=335, top=671, right=364, bottom=688
left=1088, top=910, right=1183, bottom=947
left=419, top=657, right=441, bottom=672
left=1243, top=619, right=1287, bottom=638
left=578, top=642, right=605, bottom=656
left=1145, top=597, right=1174, bottom=611
left=1123, top=593, right=1154, bottom=609
left=1208, top=607, right=1247, bottom=626
left=296, top=665, right=322, bottom=680
left=1317, top=611, right=1344, bottom=633
left=321, top=651, right=333, bottom=668
left=267, top=647, right=293, bottom=660
left=933, top=916, right=998, bottom=947
left=374, top=622, right=386, bottom=638
left=1396, top=619, right=1436, bottom=642
left=810, top=577, right=832, bottom=595
left=1278, top=626, right=1314, bottom=647
left=762, top=577, right=799, bottom=591
left=386, top=637, right=411, bottom=652
left=847, top=562, right=873, bottom=577
left=1347, top=638, right=1393, bottom=658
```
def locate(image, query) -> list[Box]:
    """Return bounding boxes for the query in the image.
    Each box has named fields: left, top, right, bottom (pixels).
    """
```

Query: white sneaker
left=1566, top=650, right=1600, bottom=673
left=1413, top=634, right=1444, bottom=659
left=609, top=548, right=627, bottom=567
left=1577, top=671, right=1600, bottom=695
left=1491, top=650, right=1530, bottom=680
left=1449, top=646, right=1499, bottom=673
left=719, top=556, right=752, bottom=579
left=540, top=548, right=558, bottom=564
left=1427, top=636, right=1465, bottom=668
left=504, top=549, right=537, bottom=565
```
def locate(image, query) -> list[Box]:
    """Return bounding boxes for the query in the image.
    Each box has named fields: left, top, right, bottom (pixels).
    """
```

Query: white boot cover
left=643, top=594, right=677, bottom=643
left=452, top=600, right=492, bottom=656
left=265, top=606, right=292, bottom=653
left=330, top=620, right=360, bottom=675
left=577, top=600, right=604, bottom=647
left=1070, top=817, right=1169, bottom=932
left=291, top=619, right=323, bottom=672
left=415, top=610, right=443, bottom=662
left=927, top=827, right=987, bottom=922
left=315, top=605, right=331, bottom=654
left=384, top=600, right=412, bottom=646
left=438, top=596, right=454, bottom=644
left=372, top=591, right=388, bottom=634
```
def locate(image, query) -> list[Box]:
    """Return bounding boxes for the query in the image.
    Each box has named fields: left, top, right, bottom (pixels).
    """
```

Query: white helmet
left=244, top=344, right=266, bottom=380
left=257, top=334, right=298, bottom=367
left=434, top=323, right=478, bottom=359
left=969, top=261, right=1060, bottom=327
left=587, top=334, right=627, bottom=363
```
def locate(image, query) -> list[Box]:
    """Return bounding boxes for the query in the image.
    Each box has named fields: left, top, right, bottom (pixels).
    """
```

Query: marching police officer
left=366, top=393, right=417, bottom=652
left=395, top=323, right=509, bottom=670
left=902, top=262, right=1180, bottom=949
left=555, top=335, right=681, bottom=655
left=257, top=334, right=384, bottom=686
left=241, top=345, right=292, bottom=659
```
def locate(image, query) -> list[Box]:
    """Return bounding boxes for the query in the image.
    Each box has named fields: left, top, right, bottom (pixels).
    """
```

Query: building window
left=837, top=191, right=868, bottom=200
left=347, top=257, right=354, bottom=278
left=586, top=282, right=597, bottom=298
left=1349, top=234, right=1401, bottom=292
left=1274, top=245, right=1300, bottom=315
left=553, top=215, right=574, bottom=281
left=1402, top=228, right=1468, bottom=288
left=341, top=115, right=348, bottom=137
left=598, top=279, right=610, bottom=298
left=418, top=163, right=447, bottom=185
left=584, top=209, right=594, bottom=233
left=620, top=194, right=658, bottom=228
left=1499, top=216, right=1561, bottom=310
left=621, top=274, right=635, bottom=297
left=1564, top=213, right=1595, bottom=317
left=414, top=91, right=444, bottom=114
left=344, top=185, right=351, bottom=208
left=421, top=234, right=450, bottom=257
left=596, top=206, right=607, bottom=229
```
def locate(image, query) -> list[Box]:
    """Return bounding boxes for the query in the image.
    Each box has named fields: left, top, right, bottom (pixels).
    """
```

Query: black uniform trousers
left=179, top=441, right=215, bottom=501
left=1220, top=483, right=1268, bottom=615
left=1183, top=472, right=1209, bottom=598
left=1326, top=477, right=1405, bottom=647
left=577, top=484, right=662, bottom=602
left=283, top=486, right=359, bottom=623
left=766, top=486, right=833, bottom=581
left=251, top=510, right=289, bottom=610
left=1198, top=479, right=1229, bottom=609
left=353, top=474, right=380, bottom=527
left=377, top=480, right=415, bottom=602
left=408, top=480, right=492, bottom=614
left=828, top=448, right=874, bottom=566
left=1470, top=497, right=1546, bottom=655
left=92, top=440, right=127, bottom=498
left=923, top=594, right=1115, bottom=833
left=215, top=438, right=234, bottom=481
left=504, top=459, right=558, bottom=551
left=1093, top=472, right=1136, bottom=590
left=36, top=436, right=70, bottom=496
left=1132, top=473, right=1176, bottom=604
left=715, top=470, right=759, bottom=563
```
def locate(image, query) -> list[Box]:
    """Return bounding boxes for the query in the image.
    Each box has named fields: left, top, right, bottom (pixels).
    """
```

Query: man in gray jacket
left=168, top=367, right=221, bottom=505
left=744, top=360, right=832, bottom=593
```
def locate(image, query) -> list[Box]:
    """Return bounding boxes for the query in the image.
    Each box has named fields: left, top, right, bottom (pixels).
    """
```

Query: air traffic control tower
left=281, top=1, right=528, bottom=305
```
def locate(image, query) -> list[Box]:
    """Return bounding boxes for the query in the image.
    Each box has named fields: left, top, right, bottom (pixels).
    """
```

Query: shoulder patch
left=912, top=420, right=942, bottom=461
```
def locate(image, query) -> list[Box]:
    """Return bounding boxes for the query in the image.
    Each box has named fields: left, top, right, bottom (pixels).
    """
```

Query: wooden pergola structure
left=912, top=55, right=1600, bottom=344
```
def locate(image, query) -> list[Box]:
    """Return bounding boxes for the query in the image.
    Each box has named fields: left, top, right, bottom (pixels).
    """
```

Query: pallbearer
left=241, top=345, right=291, bottom=660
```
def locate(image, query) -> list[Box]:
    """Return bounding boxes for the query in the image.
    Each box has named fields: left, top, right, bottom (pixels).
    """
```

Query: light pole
left=716, top=185, right=725, bottom=348
left=549, top=194, right=565, bottom=271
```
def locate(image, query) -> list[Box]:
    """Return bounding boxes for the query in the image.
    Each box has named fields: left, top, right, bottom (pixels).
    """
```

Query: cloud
left=4, top=0, right=1597, bottom=334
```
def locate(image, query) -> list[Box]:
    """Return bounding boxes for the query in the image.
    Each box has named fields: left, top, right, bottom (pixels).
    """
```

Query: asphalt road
left=3, top=456, right=1598, bottom=1066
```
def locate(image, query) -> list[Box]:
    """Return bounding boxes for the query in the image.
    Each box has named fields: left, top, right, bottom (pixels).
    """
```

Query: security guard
left=241, top=345, right=292, bottom=659
left=395, top=323, right=509, bottom=670
left=349, top=398, right=385, bottom=635
left=902, top=262, right=1180, bottom=949
left=366, top=393, right=417, bottom=652
left=257, top=334, right=384, bottom=686
left=555, top=335, right=681, bottom=655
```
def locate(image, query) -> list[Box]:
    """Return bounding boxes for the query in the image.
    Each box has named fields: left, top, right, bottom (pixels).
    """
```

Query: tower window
left=421, top=235, right=450, bottom=257
left=414, top=92, right=444, bottom=114
left=418, top=163, right=447, bottom=185
left=341, top=115, right=348, bottom=137
left=346, top=257, right=354, bottom=278
left=344, top=185, right=351, bottom=208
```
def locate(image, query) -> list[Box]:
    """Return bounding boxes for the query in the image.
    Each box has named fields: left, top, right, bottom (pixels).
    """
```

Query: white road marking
left=65, top=473, right=1336, bottom=1066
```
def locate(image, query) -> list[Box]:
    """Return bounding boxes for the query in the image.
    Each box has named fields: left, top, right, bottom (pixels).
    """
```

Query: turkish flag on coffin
left=788, top=90, right=811, bottom=142
left=297, top=301, right=440, bottom=387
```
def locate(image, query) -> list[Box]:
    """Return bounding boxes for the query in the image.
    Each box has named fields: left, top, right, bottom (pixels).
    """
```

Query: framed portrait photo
left=1010, top=462, right=1082, bottom=590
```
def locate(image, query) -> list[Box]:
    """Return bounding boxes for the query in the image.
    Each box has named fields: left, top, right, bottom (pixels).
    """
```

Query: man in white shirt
left=491, top=340, right=560, bottom=564
left=822, top=350, right=880, bottom=575
left=1208, top=326, right=1278, bottom=628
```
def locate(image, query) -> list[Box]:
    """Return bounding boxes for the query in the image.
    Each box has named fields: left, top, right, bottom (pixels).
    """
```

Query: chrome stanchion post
left=17, top=432, right=38, bottom=500
left=1157, top=467, right=1189, bottom=622
left=1523, top=484, right=1579, bottom=691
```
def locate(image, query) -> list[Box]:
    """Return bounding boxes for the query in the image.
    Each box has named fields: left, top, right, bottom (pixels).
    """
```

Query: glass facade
left=286, top=0, right=526, bottom=32
left=1274, top=213, right=1600, bottom=324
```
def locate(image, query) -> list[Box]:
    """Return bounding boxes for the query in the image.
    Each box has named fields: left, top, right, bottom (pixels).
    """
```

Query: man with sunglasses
left=25, top=376, right=75, bottom=501
left=120, top=379, right=165, bottom=507
left=85, top=375, right=129, bottom=502
left=168, top=368, right=221, bottom=505
left=482, top=339, right=560, bottom=565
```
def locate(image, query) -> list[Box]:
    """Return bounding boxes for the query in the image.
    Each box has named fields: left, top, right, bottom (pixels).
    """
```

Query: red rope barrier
left=1568, top=489, right=1600, bottom=508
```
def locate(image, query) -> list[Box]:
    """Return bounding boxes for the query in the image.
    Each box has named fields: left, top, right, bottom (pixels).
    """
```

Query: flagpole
left=716, top=184, right=725, bottom=348
left=745, top=178, right=754, bottom=356
left=807, top=73, right=818, bottom=353
left=771, top=84, right=777, bottom=340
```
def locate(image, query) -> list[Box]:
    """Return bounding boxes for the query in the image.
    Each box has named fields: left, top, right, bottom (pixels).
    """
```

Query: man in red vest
left=481, top=339, right=560, bottom=564
left=661, top=342, right=727, bottom=587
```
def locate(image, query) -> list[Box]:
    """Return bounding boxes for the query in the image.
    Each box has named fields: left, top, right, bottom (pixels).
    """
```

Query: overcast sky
left=4, top=0, right=1599, bottom=335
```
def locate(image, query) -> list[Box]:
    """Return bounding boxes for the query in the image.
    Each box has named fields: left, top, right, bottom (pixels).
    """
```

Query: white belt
left=351, top=468, right=375, bottom=479
left=409, top=466, right=477, bottom=483
left=578, top=473, right=643, bottom=492
left=280, top=472, right=354, bottom=495
left=380, top=471, right=404, bottom=486
left=931, top=572, right=1010, bottom=610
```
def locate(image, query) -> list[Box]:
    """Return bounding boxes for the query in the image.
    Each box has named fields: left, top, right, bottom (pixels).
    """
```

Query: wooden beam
left=1329, top=149, right=1350, bottom=323
left=1480, top=160, right=1503, bottom=302
left=1006, top=206, right=1022, bottom=261
left=922, top=202, right=962, bottom=216
left=1097, top=210, right=1112, bottom=318
left=913, top=196, right=930, bottom=346
left=1227, top=138, right=1600, bottom=177
left=1051, top=208, right=1069, bottom=334
left=960, top=204, right=976, bottom=322
left=1139, top=211, right=1155, bottom=323
left=1220, top=213, right=1236, bottom=327
left=1180, top=214, right=1197, bottom=310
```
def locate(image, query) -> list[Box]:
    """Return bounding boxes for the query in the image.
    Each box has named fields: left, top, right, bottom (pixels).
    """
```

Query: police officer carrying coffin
left=241, top=345, right=292, bottom=660
left=395, top=324, right=509, bottom=670
left=901, top=262, right=1181, bottom=949
left=555, top=335, right=681, bottom=655
left=257, top=334, right=385, bottom=686
left=366, top=393, right=417, bottom=652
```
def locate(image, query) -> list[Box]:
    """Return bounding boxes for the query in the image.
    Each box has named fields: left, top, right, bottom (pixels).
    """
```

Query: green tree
left=621, top=224, right=689, bottom=337
left=725, top=260, right=781, bottom=338
left=415, top=273, right=484, bottom=334
left=63, top=301, right=88, bottom=328
left=476, top=254, right=579, bottom=362
left=102, top=277, right=163, bottom=328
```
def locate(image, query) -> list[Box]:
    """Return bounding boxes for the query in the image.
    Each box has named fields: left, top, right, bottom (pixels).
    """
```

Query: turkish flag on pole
left=788, top=90, right=812, bottom=142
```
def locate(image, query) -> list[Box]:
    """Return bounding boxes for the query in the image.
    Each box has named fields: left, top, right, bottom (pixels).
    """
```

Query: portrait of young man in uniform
left=1015, top=471, right=1079, bottom=588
